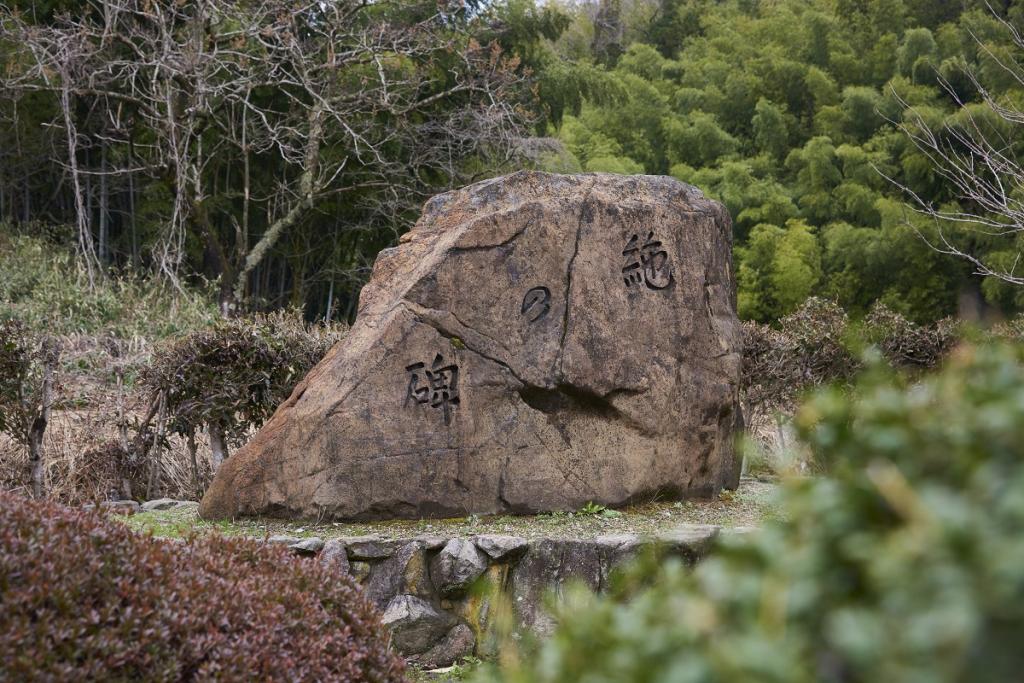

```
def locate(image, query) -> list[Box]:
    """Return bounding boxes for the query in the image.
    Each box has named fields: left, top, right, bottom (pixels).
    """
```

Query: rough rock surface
left=382, top=595, right=456, bottom=654
left=288, top=537, right=325, bottom=556
left=345, top=536, right=399, bottom=560
left=266, top=534, right=301, bottom=545
left=473, top=534, right=528, bottom=561
left=430, top=539, right=489, bottom=597
left=318, top=539, right=351, bottom=575
left=510, top=539, right=617, bottom=635
left=365, top=541, right=433, bottom=608
left=409, top=624, right=476, bottom=670
left=201, top=172, right=741, bottom=520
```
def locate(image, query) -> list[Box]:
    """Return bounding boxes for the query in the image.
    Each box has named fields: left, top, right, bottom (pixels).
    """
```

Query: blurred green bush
left=479, top=344, right=1024, bottom=683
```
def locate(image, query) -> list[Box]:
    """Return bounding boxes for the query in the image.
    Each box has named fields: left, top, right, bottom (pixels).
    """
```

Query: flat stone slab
left=473, top=534, right=528, bottom=561
left=141, top=498, right=197, bottom=512
left=200, top=172, right=742, bottom=521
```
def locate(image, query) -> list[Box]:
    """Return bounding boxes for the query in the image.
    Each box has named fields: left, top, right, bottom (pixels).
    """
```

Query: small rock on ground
left=141, top=498, right=197, bottom=512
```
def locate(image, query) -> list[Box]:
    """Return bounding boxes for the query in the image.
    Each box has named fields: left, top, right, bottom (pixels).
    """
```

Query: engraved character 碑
left=622, top=231, right=672, bottom=290
left=405, top=353, right=460, bottom=425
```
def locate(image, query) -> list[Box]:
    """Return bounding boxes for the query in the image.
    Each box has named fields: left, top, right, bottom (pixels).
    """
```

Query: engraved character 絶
left=622, top=232, right=673, bottom=290
left=404, top=353, right=460, bottom=425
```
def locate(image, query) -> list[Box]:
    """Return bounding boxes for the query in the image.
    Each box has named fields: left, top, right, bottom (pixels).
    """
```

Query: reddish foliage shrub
left=0, top=491, right=405, bottom=681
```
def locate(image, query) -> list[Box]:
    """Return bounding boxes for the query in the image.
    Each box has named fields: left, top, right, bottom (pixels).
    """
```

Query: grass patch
left=0, top=229, right=218, bottom=340
left=407, top=657, right=483, bottom=682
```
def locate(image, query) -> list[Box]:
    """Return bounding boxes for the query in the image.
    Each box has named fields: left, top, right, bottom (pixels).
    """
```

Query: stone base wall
left=263, top=525, right=728, bottom=669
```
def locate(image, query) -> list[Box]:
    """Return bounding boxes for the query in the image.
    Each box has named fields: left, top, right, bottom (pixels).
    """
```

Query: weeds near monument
left=741, top=297, right=960, bottom=417
left=0, top=318, right=60, bottom=498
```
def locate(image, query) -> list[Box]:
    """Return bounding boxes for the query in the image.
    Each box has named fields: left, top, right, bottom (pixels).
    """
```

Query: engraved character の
left=521, top=286, right=551, bottom=323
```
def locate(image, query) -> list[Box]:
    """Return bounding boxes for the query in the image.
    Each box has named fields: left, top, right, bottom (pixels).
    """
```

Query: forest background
left=5, top=0, right=1024, bottom=327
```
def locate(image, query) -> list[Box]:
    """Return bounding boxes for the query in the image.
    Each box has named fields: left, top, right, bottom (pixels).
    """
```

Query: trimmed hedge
left=141, top=310, right=346, bottom=449
left=742, top=298, right=959, bottom=413
left=0, top=492, right=405, bottom=681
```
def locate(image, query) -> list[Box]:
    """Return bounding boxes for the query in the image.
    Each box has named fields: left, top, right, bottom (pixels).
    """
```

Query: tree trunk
left=128, top=153, right=138, bottom=267
left=231, top=103, right=324, bottom=305
left=115, top=366, right=133, bottom=499
left=325, top=279, right=334, bottom=322
left=60, top=78, right=97, bottom=285
left=187, top=429, right=200, bottom=497
left=145, top=391, right=167, bottom=500
left=22, top=175, right=29, bottom=223
left=208, top=421, right=229, bottom=472
left=99, top=144, right=109, bottom=264
left=29, top=338, right=58, bottom=499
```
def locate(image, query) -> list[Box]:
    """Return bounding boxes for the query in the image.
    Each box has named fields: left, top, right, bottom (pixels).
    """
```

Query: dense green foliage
left=538, top=0, right=1024, bottom=322
left=0, top=491, right=404, bottom=681
left=478, top=343, right=1024, bottom=682
left=5, top=0, right=1024, bottom=324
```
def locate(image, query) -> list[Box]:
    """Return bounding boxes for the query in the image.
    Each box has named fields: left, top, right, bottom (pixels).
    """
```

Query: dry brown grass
left=0, top=407, right=217, bottom=504
left=0, top=333, right=220, bottom=504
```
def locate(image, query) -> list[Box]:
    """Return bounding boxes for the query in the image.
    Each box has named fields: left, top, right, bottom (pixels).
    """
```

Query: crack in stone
left=556, top=178, right=598, bottom=380
left=397, top=300, right=529, bottom=387
left=447, top=308, right=512, bottom=361
left=446, top=213, right=536, bottom=255
left=399, top=298, right=657, bottom=439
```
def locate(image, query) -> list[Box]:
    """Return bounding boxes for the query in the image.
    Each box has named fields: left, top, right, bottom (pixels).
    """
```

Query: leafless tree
left=1, top=0, right=530, bottom=308
left=887, top=5, right=1024, bottom=287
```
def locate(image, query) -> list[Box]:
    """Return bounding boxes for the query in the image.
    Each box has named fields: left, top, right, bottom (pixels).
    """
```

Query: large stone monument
left=200, top=172, right=741, bottom=521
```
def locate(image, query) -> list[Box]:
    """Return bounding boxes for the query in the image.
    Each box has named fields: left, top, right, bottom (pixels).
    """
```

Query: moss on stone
left=117, top=479, right=779, bottom=541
